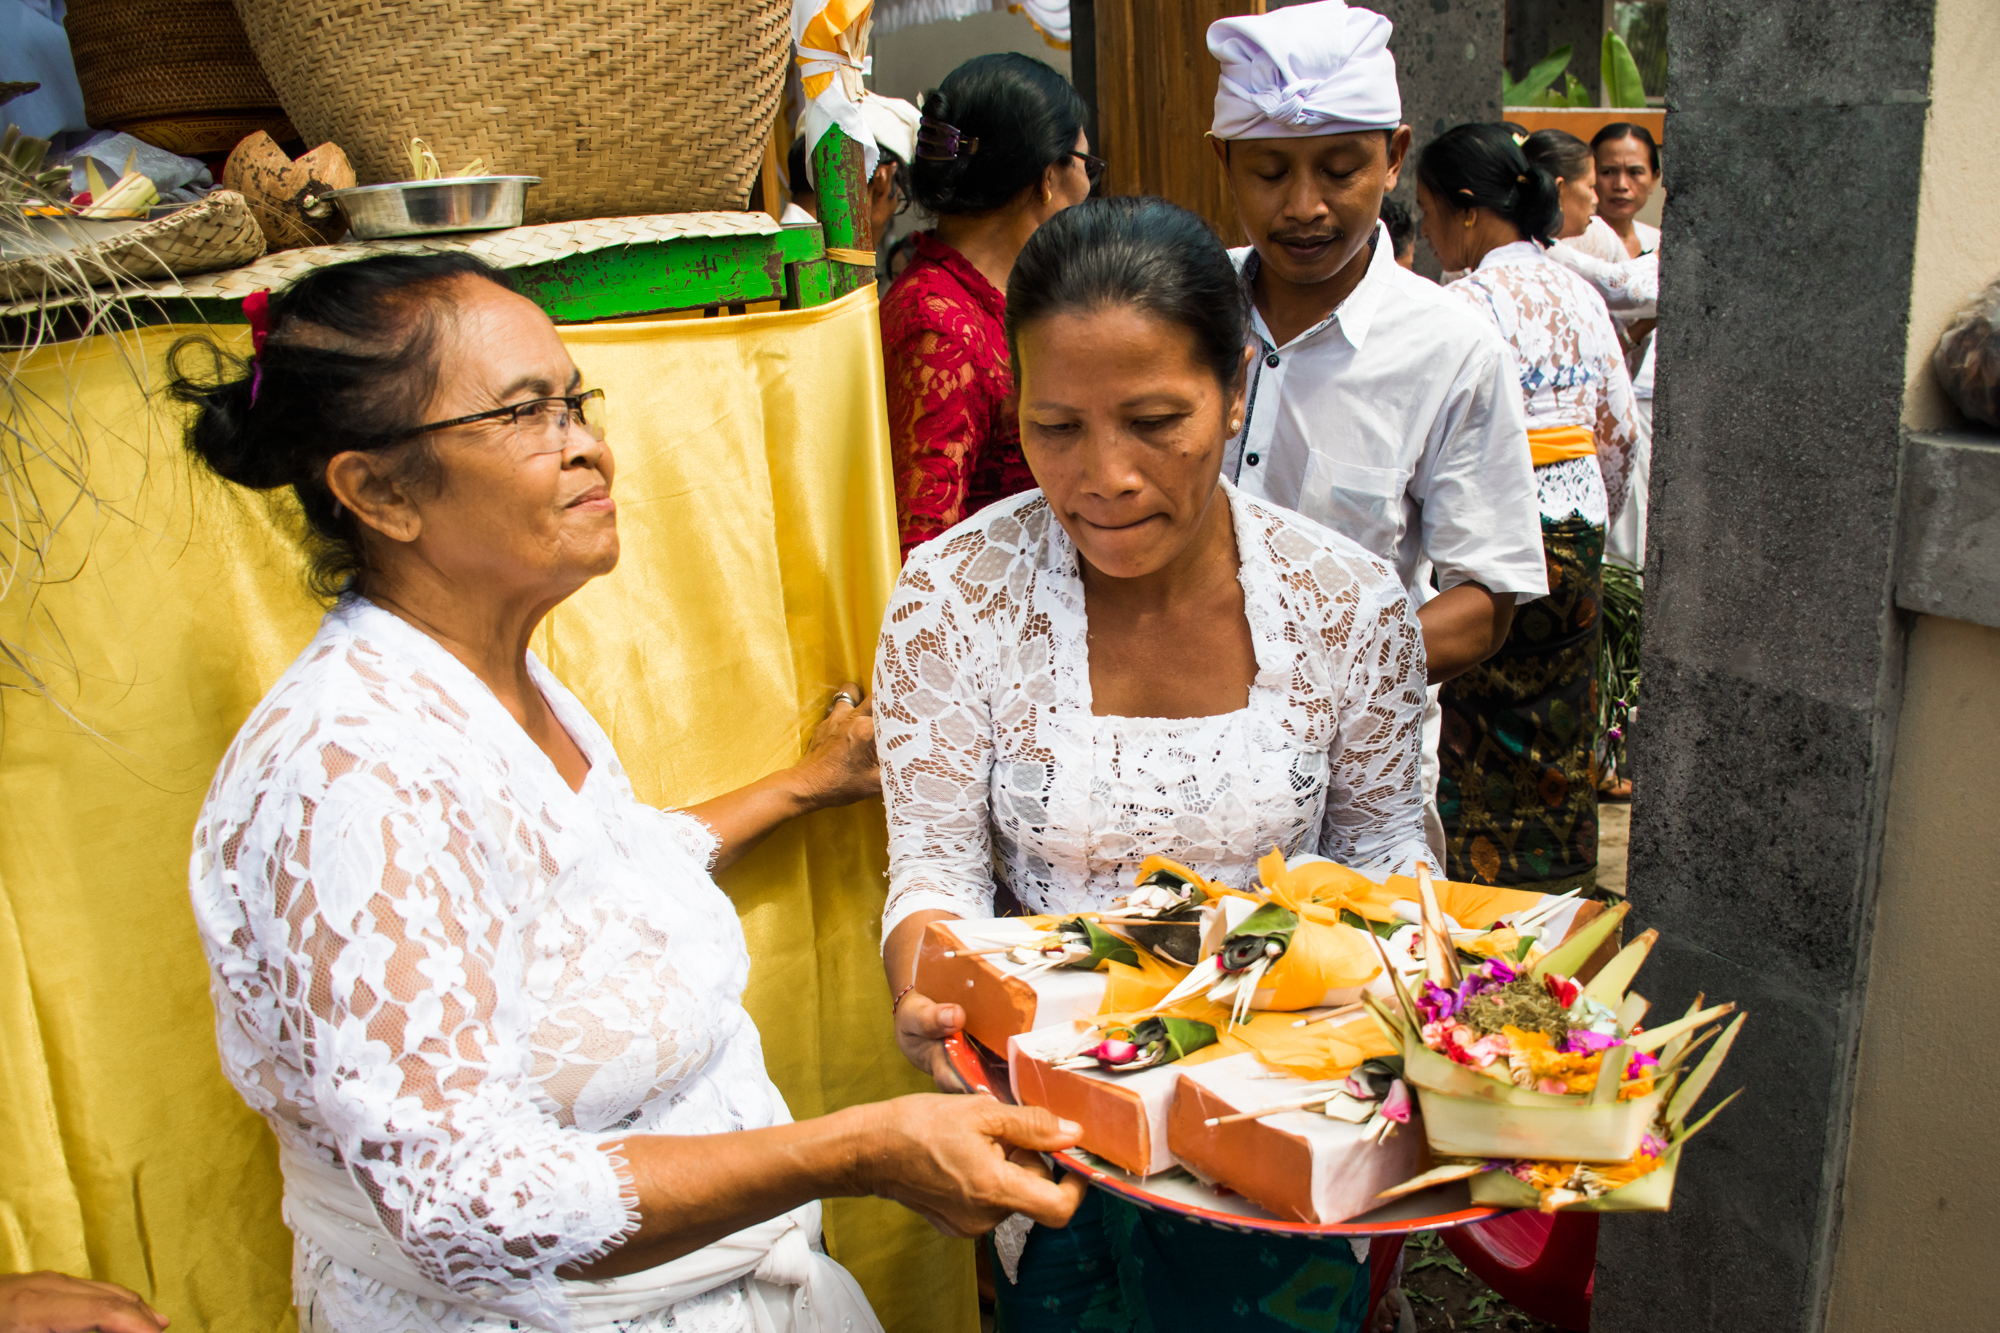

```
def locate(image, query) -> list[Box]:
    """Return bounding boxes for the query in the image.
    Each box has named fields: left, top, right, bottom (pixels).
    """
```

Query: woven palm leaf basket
left=229, top=0, right=790, bottom=226
left=65, top=0, right=295, bottom=155
left=0, top=191, right=266, bottom=301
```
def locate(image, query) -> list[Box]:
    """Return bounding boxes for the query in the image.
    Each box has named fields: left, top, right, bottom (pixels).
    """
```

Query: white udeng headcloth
left=1209, top=0, right=1402, bottom=141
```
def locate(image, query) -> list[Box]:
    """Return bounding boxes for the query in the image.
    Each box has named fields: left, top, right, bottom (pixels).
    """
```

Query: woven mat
left=3, top=211, right=781, bottom=316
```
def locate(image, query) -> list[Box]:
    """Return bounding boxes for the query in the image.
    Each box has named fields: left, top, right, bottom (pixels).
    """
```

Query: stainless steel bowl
left=322, top=176, right=541, bottom=240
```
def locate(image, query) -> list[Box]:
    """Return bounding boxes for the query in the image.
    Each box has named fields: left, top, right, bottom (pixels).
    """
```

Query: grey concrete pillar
left=1596, top=2, right=1940, bottom=1329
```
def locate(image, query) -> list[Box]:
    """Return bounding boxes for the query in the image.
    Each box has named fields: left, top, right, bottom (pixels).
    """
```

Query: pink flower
left=1092, top=1039, right=1138, bottom=1065
left=1639, top=1134, right=1669, bottom=1158
left=1544, top=974, right=1581, bottom=1007
left=1563, top=1028, right=1620, bottom=1054
left=1380, top=1079, right=1412, bottom=1123
left=1536, top=1077, right=1568, bottom=1095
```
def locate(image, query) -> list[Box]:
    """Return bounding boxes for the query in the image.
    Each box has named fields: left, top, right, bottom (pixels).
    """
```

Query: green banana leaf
left=1070, top=917, right=1139, bottom=970
left=1603, top=31, right=1649, bottom=108
left=1503, top=43, right=1573, bottom=106
left=1125, top=1016, right=1220, bottom=1065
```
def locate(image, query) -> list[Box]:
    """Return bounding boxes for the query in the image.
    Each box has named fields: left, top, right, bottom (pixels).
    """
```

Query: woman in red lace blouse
left=882, top=53, right=1097, bottom=554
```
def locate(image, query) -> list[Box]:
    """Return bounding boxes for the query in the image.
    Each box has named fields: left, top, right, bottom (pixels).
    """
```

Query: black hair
left=1590, top=122, right=1661, bottom=175
left=1522, top=128, right=1593, bottom=185
left=910, top=52, right=1085, bottom=216
left=1005, top=196, right=1247, bottom=389
left=1379, top=195, right=1416, bottom=255
left=786, top=135, right=814, bottom=199
left=166, top=251, right=512, bottom=599
left=1416, top=122, right=1562, bottom=246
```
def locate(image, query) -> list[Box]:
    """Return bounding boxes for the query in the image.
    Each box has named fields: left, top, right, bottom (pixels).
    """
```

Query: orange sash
left=1528, top=424, right=1596, bottom=467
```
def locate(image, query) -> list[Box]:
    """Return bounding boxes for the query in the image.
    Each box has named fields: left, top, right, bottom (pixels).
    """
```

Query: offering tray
left=947, top=1032, right=1507, bottom=1238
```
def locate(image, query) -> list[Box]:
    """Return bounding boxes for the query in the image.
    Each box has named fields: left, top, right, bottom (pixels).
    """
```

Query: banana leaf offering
left=1114, top=856, right=1222, bottom=965
left=1053, top=1015, right=1220, bottom=1073
left=1005, top=916, right=1139, bottom=974
left=1151, top=889, right=1380, bottom=1024
left=1366, top=889, right=1744, bottom=1211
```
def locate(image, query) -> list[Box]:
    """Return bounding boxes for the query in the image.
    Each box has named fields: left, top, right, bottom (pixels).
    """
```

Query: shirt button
left=1246, top=452, right=1260, bottom=466
left=1265, top=353, right=1280, bottom=368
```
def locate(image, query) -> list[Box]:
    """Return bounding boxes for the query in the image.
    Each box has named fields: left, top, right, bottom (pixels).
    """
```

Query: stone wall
left=1597, top=2, right=1940, bottom=1329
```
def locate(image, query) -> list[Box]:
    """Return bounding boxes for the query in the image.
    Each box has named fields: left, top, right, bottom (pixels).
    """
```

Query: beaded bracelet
left=891, top=984, right=915, bottom=1016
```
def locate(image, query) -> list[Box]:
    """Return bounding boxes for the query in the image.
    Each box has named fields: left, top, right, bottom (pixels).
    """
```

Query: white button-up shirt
left=1225, top=225, right=1549, bottom=606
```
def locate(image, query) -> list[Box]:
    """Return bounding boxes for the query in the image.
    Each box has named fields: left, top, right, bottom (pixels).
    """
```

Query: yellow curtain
left=0, top=289, right=972, bottom=1333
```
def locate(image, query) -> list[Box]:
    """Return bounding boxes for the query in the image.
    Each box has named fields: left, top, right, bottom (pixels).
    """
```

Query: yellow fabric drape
left=1527, top=424, right=1597, bottom=467
left=0, top=289, right=971, bottom=1333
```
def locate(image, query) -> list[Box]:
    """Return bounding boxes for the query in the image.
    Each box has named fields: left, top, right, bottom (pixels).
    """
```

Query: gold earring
left=1462, top=214, right=1474, bottom=229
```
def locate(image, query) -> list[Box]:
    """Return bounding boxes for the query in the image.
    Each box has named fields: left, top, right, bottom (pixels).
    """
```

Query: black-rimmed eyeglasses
left=1073, top=151, right=1108, bottom=186
left=403, top=388, right=606, bottom=442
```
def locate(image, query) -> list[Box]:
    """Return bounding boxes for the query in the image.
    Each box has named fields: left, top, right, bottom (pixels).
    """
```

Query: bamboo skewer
left=1204, top=1092, right=1338, bottom=1127
left=1291, top=1002, right=1368, bottom=1028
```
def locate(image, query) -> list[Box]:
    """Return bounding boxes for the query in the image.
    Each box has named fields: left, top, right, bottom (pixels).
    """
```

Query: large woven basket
left=65, top=0, right=294, bottom=154
left=230, top=0, right=790, bottom=225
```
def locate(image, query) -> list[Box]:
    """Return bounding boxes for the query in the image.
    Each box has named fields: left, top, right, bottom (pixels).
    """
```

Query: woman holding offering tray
left=874, top=197, right=1432, bottom=1330
left=173, top=253, right=1085, bottom=1333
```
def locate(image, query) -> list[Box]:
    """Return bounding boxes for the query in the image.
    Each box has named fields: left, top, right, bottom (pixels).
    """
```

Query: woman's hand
left=894, top=990, right=971, bottom=1093
left=789, top=682, right=879, bottom=812
left=685, top=683, right=879, bottom=874
left=852, top=1094, right=1089, bottom=1237
left=0, top=1272, right=169, bottom=1333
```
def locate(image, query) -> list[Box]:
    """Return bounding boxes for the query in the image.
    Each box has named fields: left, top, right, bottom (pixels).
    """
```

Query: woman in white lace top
left=875, top=199, right=1429, bottom=1333
left=1416, top=124, right=1641, bottom=892
left=171, top=253, right=1084, bottom=1333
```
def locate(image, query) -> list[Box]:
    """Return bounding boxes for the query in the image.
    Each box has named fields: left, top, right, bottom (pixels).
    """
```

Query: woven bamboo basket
left=65, top=0, right=294, bottom=155
left=0, top=191, right=266, bottom=301
left=229, top=0, right=790, bottom=226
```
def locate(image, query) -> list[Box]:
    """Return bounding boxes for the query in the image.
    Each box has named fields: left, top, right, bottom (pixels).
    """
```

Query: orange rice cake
left=1008, top=1022, right=1182, bottom=1178
left=912, top=919, right=1111, bottom=1053
left=1167, top=1054, right=1427, bottom=1224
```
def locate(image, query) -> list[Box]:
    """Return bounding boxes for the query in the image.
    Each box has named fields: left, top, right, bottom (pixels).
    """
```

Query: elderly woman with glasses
left=169, top=252, right=1085, bottom=1333
left=880, top=51, right=1100, bottom=556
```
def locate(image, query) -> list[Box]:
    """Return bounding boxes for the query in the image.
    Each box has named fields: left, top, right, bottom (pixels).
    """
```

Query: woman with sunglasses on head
left=170, top=253, right=1087, bottom=1333
left=880, top=52, right=1099, bottom=556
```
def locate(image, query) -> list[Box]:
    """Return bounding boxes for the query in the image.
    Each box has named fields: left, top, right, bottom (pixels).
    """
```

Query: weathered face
left=386, top=281, right=619, bottom=601
left=1219, top=128, right=1409, bottom=287
left=1594, top=135, right=1657, bottom=225
left=1556, top=160, right=1598, bottom=239
left=1015, top=304, right=1246, bottom=580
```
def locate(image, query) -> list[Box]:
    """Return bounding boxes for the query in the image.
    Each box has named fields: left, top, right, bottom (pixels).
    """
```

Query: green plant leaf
left=1603, top=31, right=1649, bottom=108
left=1503, top=43, right=1573, bottom=107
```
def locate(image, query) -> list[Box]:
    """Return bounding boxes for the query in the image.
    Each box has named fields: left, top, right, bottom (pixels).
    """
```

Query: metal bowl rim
left=324, top=177, right=542, bottom=200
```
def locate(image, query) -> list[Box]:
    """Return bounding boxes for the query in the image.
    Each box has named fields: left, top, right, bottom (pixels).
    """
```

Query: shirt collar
left=1239, top=220, right=1394, bottom=353
left=1475, top=239, right=1548, bottom=272
left=911, top=230, right=1006, bottom=325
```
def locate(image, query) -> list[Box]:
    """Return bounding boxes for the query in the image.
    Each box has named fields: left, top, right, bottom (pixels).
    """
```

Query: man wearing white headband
left=1208, top=0, right=1547, bottom=862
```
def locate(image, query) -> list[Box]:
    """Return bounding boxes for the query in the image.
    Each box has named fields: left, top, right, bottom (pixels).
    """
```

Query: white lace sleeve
left=874, top=557, right=997, bottom=939
left=1313, top=570, right=1432, bottom=875
left=653, top=807, right=722, bottom=870
left=1546, top=243, right=1659, bottom=319
left=277, top=759, right=636, bottom=1322
left=1592, top=314, right=1645, bottom=526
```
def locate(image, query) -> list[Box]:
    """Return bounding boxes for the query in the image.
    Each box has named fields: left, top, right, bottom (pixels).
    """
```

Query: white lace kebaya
left=189, top=599, right=820, bottom=1333
left=875, top=483, right=1432, bottom=941
left=1443, top=241, right=1644, bottom=529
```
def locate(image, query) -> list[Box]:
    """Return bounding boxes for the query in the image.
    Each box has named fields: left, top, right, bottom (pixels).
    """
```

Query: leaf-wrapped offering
left=1167, top=1053, right=1429, bottom=1223
left=1151, top=851, right=1383, bottom=1022
left=1112, top=856, right=1262, bottom=965
left=1008, top=1017, right=1217, bottom=1177
left=1366, top=896, right=1744, bottom=1211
